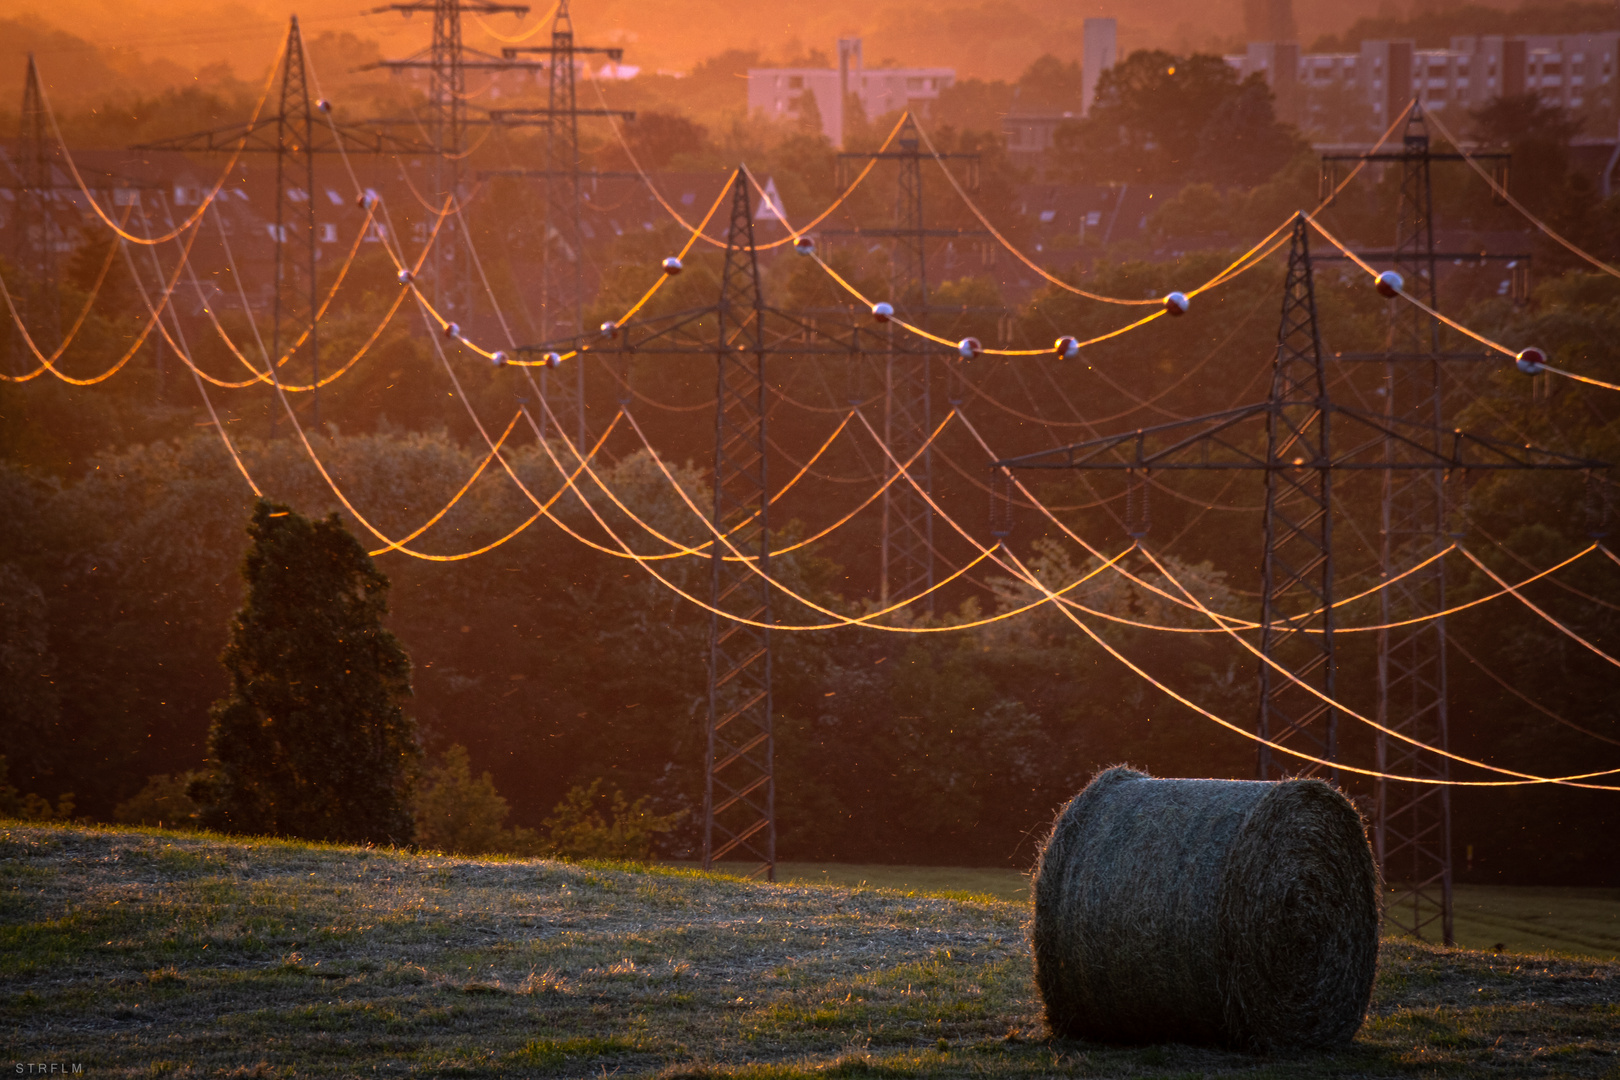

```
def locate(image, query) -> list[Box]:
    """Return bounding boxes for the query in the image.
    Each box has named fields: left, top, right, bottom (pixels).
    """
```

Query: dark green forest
left=3, top=38, right=1619, bottom=882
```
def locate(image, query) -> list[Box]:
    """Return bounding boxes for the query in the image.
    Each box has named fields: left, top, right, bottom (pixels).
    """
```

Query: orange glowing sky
left=4, top=0, right=1530, bottom=108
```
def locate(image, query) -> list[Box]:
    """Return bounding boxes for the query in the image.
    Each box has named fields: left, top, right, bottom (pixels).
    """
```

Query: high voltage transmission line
left=366, top=0, right=543, bottom=321
left=484, top=0, right=635, bottom=451
left=826, top=115, right=989, bottom=612
left=7, top=14, right=1620, bottom=902
left=513, top=167, right=965, bottom=880
left=992, top=211, right=1604, bottom=945
left=136, top=16, right=433, bottom=429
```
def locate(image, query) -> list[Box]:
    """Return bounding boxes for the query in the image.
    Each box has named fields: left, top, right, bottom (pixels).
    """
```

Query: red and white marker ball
left=661, top=256, right=683, bottom=275
left=491, top=351, right=508, bottom=367
left=1163, top=291, right=1190, bottom=316
left=600, top=320, right=619, bottom=338
left=1054, top=336, right=1080, bottom=360
left=957, top=337, right=983, bottom=359
left=1376, top=270, right=1405, bottom=298
left=443, top=322, right=461, bottom=339
left=396, top=268, right=413, bottom=285
left=793, top=236, right=815, bottom=256
left=1516, top=346, right=1547, bottom=374
left=544, top=351, right=563, bottom=369
left=872, top=302, right=894, bottom=323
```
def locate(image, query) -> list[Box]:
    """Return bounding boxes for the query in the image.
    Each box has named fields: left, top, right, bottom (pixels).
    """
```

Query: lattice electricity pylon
left=7, top=54, right=64, bottom=364
left=491, top=0, right=635, bottom=451
left=700, top=174, right=776, bottom=880
left=368, top=0, right=538, bottom=318
left=827, top=115, right=985, bottom=608
left=1321, top=104, right=1521, bottom=945
left=1380, top=103, right=1454, bottom=946
left=136, top=17, right=434, bottom=430
left=992, top=213, right=1603, bottom=827
left=510, top=169, right=957, bottom=878
left=880, top=330, right=936, bottom=608
left=1257, top=216, right=1337, bottom=785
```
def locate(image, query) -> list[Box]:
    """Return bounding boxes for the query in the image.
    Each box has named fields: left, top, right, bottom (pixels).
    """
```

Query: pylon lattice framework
left=1323, top=107, right=1515, bottom=946
left=137, top=17, right=435, bottom=428
left=992, top=214, right=1601, bottom=939
left=494, top=0, right=634, bottom=451
left=1257, top=217, right=1337, bottom=785
left=1378, top=110, right=1454, bottom=946
left=704, top=176, right=774, bottom=879
left=512, top=167, right=960, bottom=880
left=828, top=117, right=986, bottom=608
left=371, top=0, right=537, bottom=320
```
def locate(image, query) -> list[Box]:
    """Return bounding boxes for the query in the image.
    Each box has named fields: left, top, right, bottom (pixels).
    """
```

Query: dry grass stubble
left=2, top=823, right=1618, bottom=1078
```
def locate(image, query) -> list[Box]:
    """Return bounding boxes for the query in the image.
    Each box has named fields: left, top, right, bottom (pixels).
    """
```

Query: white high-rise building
left=1227, top=33, right=1620, bottom=139
left=747, top=40, right=955, bottom=147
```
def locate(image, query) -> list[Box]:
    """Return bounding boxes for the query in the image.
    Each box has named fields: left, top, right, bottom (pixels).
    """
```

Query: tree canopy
left=193, top=501, right=417, bottom=845
left=1052, top=50, right=1305, bottom=186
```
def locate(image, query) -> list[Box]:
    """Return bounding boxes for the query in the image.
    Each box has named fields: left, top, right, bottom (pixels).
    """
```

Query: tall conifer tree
left=194, top=502, right=417, bottom=844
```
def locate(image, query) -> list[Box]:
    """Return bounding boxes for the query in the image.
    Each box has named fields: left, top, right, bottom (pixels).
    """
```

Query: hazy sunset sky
left=5, top=0, right=1460, bottom=95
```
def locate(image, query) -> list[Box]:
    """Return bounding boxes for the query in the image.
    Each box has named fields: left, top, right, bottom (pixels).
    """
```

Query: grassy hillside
left=4, top=824, right=1619, bottom=1077
left=771, top=864, right=1620, bottom=960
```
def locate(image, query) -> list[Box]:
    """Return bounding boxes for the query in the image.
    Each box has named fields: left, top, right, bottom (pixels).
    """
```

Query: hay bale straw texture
left=1031, top=766, right=1380, bottom=1051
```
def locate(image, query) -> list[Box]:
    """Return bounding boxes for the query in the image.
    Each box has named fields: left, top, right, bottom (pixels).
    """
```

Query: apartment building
left=1230, top=33, right=1620, bottom=139
left=746, top=39, right=954, bottom=146
left=1002, top=19, right=1116, bottom=176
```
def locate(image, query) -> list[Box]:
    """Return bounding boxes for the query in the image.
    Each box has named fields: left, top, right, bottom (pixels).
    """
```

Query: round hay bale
left=1031, top=766, right=1379, bottom=1051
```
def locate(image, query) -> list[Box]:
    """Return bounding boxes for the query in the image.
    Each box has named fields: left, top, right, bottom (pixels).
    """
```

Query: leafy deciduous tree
left=541, top=778, right=685, bottom=861
left=113, top=773, right=201, bottom=828
left=414, top=744, right=539, bottom=855
left=1052, top=50, right=1302, bottom=186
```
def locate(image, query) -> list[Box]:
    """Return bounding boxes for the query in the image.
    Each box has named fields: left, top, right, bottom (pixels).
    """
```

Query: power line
left=366, top=0, right=542, bottom=320
left=35, top=42, right=285, bottom=247
left=494, top=0, right=636, bottom=449
left=991, top=207, right=1608, bottom=945
left=865, top=407, right=1620, bottom=790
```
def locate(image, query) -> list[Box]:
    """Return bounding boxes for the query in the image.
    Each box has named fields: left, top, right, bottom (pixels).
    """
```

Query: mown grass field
left=768, top=864, right=1620, bottom=961
left=4, top=825, right=1619, bottom=1078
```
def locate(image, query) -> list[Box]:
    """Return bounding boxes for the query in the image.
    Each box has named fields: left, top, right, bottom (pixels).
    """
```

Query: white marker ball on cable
left=396, top=268, right=413, bottom=285
left=544, top=351, right=563, bottom=369
left=358, top=191, right=379, bottom=210
left=1515, top=346, right=1547, bottom=374
left=1163, top=291, right=1190, bottom=316
left=872, top=301, right=894, bottom=323
left=491, top=351, right=508, bottom=367
left=793, top=236, right=815, bottom=256
left=1376, top=270, right=1404, bottom=298
left=1054, top=336, right=1080, bottom=360
left=600, top=320, right=619, bottom=338
left=957, top=336, right=983, bottom=359
left=317, top=99, right=332, bottom=113
left=661, top=256, right=683, bottom=276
